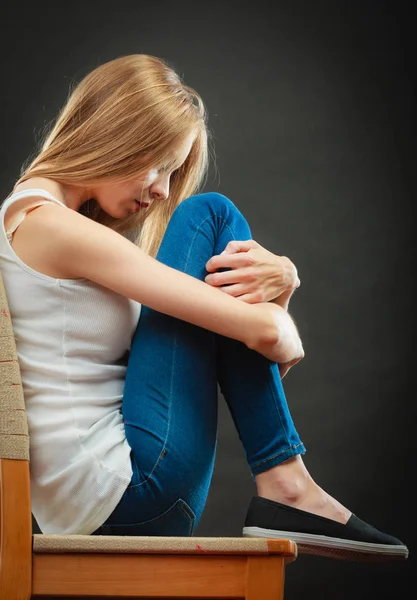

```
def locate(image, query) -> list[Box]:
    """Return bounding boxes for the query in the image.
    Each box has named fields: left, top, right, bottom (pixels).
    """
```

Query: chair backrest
left=0, top=270, right=29, bottom=460
left=0, top=269, right=32, bottom=599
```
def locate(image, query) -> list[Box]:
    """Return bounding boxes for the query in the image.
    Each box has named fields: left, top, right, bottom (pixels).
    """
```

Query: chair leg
left=245, top=555, right=286, bottom=600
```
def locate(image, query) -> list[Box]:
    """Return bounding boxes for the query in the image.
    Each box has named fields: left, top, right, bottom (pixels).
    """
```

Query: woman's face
left=91, top=131, right=196, bottom=219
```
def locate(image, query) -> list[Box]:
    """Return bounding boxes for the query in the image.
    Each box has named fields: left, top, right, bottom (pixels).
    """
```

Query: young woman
left=0, top=54, right=408, bottom=561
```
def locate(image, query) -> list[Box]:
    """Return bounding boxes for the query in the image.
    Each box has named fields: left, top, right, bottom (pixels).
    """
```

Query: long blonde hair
left=13, top=54, right=212, bottom=257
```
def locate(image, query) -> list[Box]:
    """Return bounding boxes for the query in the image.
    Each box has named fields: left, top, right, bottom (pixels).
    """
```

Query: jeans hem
left=250, top=442, right=306, bottom=476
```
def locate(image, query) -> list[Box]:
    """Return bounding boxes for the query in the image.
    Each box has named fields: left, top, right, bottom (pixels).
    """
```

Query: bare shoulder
left=12, top=203, right=140, bottom=282
left=4, top=176, right=67, bottom=236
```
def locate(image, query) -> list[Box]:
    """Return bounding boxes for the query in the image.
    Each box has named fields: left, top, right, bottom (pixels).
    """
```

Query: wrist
left=271, top=288, right=294, bottom=311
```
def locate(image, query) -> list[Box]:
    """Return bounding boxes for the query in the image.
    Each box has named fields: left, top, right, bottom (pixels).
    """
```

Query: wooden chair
left=0, top=270, right=297, bottom=600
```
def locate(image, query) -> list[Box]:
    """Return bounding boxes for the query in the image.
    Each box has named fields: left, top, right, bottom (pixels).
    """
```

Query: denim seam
left=126, top=448, right=167, bottom=490
left=127, top=211, right=232, bottom=489
left=183, top=212, right=236, bottom=269
left=153, top=210, right=235, bottom=486
left=178, top=498, right=196, bottom=535
left=251, top=442, right=305, bottom=470
left=267, top=365, right=292, bottom=449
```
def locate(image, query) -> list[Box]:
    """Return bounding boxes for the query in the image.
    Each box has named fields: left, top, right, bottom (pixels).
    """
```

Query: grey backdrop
left=1, top=1, right=415, bottom=598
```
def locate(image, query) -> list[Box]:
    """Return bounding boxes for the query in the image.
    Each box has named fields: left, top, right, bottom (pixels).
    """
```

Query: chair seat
left=33, top=533, right=297, bottom=556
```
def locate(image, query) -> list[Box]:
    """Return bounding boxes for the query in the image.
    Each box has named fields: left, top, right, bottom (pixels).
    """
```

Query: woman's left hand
left=205, top=240, right=300, bottom=304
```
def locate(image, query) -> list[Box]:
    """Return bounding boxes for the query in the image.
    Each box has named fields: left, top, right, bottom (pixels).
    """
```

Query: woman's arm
left=204, top=238, right=304, bottom=375
left=26, top=204, right=302, bottom=363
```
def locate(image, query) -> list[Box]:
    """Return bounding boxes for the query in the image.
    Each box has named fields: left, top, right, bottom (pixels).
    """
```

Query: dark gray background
left=1, top=1, right=415, bottom=598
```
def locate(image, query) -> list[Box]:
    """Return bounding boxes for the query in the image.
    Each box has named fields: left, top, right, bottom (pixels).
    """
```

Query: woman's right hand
left=251, top=302, right=304, bottom=365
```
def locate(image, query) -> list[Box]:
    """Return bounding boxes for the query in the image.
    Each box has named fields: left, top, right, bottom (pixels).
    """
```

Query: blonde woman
left=0, top=54, right=408, bottom=561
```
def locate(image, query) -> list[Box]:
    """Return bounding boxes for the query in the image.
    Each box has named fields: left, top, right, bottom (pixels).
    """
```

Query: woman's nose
left=151, top=176, right=170, bottom=201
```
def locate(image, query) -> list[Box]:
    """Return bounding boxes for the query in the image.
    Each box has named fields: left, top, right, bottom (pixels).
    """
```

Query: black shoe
left=242, top=496, right=409, bottom=562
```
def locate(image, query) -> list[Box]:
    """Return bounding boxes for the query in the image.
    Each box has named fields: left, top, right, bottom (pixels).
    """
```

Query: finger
left=205, top=252, right=255, bottom=272
left=223, top=239, right=260, bottom=254
left=216, top=283, right=248, bottom=297
left=205, top=268, right=252, bottom=287
left=234, top=292, right=264, bottom=304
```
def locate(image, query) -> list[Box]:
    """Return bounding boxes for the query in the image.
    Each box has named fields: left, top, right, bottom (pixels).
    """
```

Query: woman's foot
left=246, top=456, right=408, bottom=562
left=255, top=455, right=351, bottom=524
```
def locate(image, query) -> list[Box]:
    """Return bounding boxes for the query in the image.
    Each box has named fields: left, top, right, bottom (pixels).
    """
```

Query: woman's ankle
left=254, top=456, right=351, bottom=523
left=255, top=455, right=311, bottom=505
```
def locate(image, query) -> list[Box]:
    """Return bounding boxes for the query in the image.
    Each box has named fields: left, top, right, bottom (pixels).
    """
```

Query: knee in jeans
left=176, top=191, right=237, bottom=219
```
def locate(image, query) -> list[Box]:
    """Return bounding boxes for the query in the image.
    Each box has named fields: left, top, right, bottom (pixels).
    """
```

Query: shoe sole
left=242, top=526, right=409, bottom=562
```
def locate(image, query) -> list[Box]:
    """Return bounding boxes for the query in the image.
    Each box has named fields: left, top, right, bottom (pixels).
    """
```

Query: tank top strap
left=2, top=188, right=67, bottom=243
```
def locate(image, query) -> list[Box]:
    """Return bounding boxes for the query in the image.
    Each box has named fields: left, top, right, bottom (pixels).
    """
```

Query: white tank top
left=0, top=189, right=141, bottom=534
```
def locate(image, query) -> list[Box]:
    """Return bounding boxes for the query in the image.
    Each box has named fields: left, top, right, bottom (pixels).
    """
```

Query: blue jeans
left=92, top=192, right=305, bottom=537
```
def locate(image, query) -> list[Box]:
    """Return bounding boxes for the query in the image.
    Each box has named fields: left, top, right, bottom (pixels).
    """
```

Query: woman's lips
left=134, top=199, right=150, bottom=212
